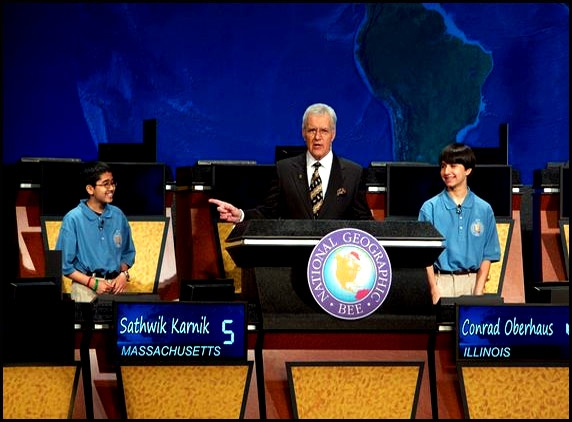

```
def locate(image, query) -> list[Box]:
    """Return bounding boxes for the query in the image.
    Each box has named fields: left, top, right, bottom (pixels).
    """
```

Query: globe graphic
left=322, top=246, right=377, bottom=303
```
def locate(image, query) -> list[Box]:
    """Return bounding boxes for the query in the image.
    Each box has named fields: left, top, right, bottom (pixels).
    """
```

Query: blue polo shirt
left=56, top=199, right=136, bottom=277
left=418, top=188, right=500, bottom=272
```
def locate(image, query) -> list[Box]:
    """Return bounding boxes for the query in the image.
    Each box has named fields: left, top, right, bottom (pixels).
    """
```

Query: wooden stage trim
left=499, top=209, right=525, bottom=303
left=539, top=194, right=567, bottom=281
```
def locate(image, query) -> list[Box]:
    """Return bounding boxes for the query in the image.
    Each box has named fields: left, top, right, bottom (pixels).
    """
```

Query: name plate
left=456, top=304, right=569, bottom=363
left=113, top=301, right=247, bottom=364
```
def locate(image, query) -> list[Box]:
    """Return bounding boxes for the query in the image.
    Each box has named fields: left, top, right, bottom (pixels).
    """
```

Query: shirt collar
left=307, top=150, right=333, bottom=170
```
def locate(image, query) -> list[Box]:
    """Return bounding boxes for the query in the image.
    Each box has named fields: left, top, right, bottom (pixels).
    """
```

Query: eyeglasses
left=95, top=180, right=117, bottom=189
left=305, top=128, right=332, bottom=137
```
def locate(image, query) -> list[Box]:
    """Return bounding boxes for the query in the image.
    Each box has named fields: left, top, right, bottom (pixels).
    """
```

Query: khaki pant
left=71, top=282, right=97, bottom=303
left=435, top=272, right=476, bottom=297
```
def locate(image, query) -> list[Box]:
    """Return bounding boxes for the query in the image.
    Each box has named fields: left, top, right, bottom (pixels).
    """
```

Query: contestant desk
left=225, top=219, right=445, bottom=419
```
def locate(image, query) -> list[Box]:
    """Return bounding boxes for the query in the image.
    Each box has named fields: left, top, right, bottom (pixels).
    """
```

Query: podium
left=226, top=219, right=445, bottom=326
left=225, top=219, right=445, bottom=418
left=226, top=219, right=444, bottom=268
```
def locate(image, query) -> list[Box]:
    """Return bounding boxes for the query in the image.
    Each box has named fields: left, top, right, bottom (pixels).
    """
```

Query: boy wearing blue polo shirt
left=56, top=161, right=135, bottom=303
left=418, top=143, right=500, bottom=305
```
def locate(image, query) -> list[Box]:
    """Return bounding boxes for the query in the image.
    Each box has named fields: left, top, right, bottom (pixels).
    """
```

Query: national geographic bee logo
left=307, top=228, right=392, bottom=320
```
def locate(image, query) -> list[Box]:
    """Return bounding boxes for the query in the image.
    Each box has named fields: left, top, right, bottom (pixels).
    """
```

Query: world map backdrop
left=2, top=3, right=569, bottom=185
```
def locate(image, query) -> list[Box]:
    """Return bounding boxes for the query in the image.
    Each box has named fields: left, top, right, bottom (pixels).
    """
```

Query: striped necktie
left=310, top=162, right=323, bottom=218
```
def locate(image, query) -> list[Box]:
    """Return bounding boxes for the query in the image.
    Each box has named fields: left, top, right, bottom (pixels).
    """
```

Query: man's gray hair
left=302, top=103, right=337, bottom=131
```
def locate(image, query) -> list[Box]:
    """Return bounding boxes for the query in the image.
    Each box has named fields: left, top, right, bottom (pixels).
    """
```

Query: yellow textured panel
left=44, top=219, right=167, bottom=294
left=120, top=365, right=251, bottom=419
left=461, top=366, right=569, bottom=419
left=484, top=222, right=511, bottom=294
left=125, top=220, right=167, bottom=293
left=3, top=365, right=79, bottom=419
left=218, top=222, right=241, bottom=294
left=290, top=364, right=422, bottom=419
left=562, top=223, right=569, bottom=258
left=44, top=220, right=71, bottom=292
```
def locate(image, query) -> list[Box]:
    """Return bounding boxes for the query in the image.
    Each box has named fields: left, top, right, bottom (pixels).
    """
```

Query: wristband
left=93, top=278, right=99, bottom=292
left=122, top=270, right=130, bottom=282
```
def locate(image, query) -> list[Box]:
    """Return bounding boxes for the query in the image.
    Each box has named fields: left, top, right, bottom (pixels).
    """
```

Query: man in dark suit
left=209, top=103, right=373, bottom=221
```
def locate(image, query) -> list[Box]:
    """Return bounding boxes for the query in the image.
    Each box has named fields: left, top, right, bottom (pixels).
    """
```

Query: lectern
left=224, top=219, right=445, bottom=418
left=226, top=219, right=444, bottom=268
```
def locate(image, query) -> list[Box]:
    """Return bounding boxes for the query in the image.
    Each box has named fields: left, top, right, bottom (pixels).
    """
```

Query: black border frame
left=455, top=303, right=570, bottom=364
left=111, top=300, right=249, bottom=366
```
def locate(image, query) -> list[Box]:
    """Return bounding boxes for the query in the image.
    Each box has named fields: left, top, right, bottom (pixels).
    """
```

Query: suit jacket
left=244, top=153, right=373, bottom=220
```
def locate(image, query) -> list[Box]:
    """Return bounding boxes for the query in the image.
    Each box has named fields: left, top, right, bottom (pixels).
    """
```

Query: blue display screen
left=456, top=304, right=569, bottom=362
left=113, top=301, right=247, bottom=364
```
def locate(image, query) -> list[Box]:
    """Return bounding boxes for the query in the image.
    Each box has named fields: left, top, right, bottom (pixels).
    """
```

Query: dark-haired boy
left=418, top=143, right=500, bottom=305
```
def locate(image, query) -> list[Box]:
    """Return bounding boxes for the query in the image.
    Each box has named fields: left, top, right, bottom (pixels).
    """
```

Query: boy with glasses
left=56, top=161, right=135, bottom=302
